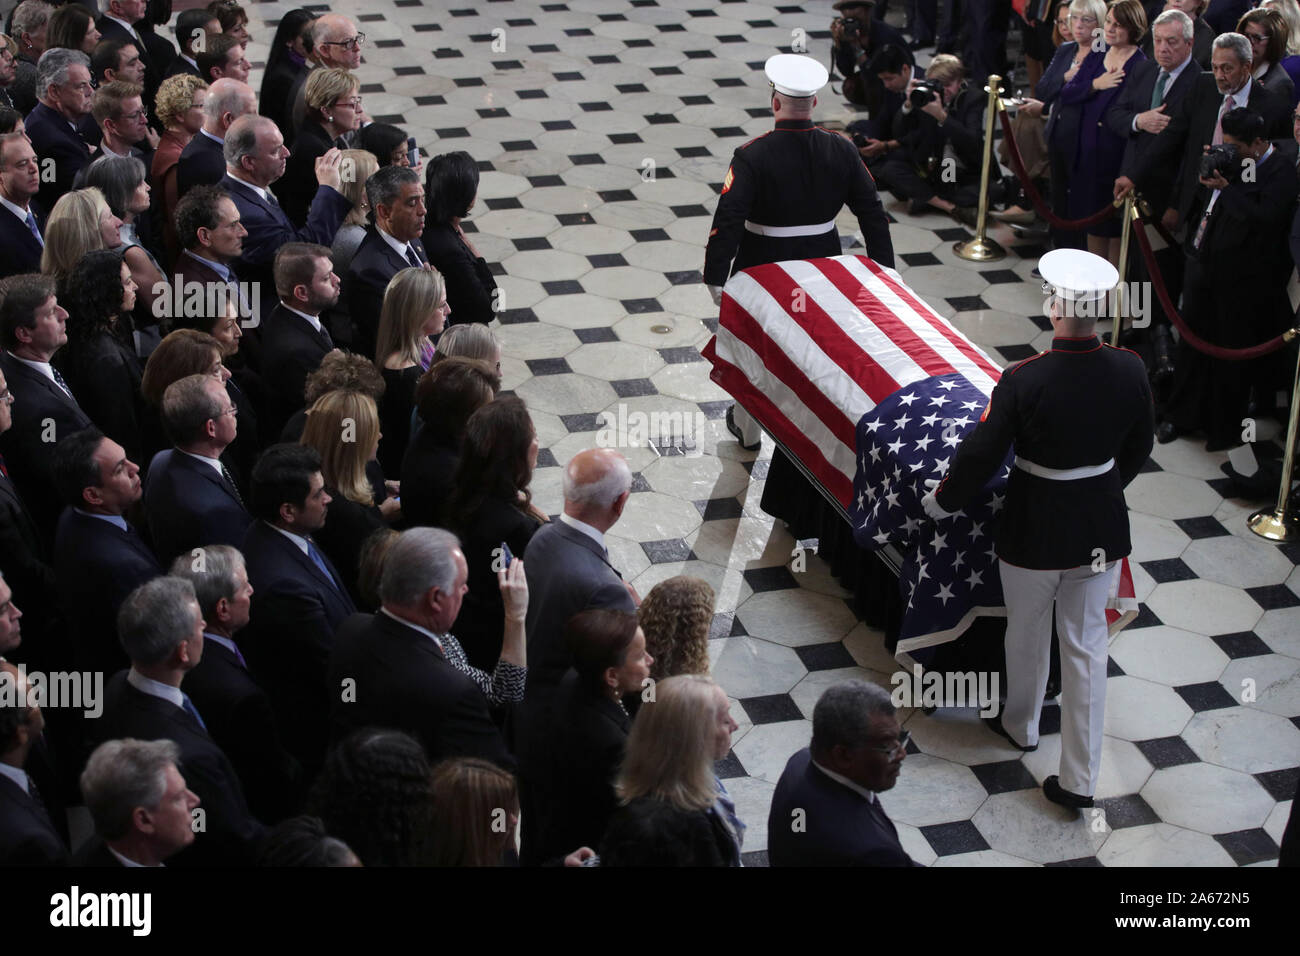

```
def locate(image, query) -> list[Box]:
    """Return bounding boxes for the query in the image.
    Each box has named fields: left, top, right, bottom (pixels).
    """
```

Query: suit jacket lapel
left=174, top=452, right=240, bottom=503
left=554, top=520, right=622, bottom=578
left=8, top=358, right=82, bottom=415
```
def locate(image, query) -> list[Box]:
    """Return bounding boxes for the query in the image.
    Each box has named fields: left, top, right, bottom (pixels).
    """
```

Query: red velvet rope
left=1130, top=217, right=1293, bottom=361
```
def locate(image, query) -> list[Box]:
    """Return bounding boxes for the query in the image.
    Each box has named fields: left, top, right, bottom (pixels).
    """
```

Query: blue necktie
left=306, top=539, right=340, bottom=591
left=181, top=693, right=207, bottom=731
left=25, top=210, right=43, bottom=247
left=50, top=366, right=74, bottom=400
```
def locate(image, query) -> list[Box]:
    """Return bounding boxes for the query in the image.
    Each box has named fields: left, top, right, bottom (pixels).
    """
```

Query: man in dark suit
left=0, top=366, right=58, bottom=662
left=51, top=427, right=160, bottom=675
left=25, top=47, right=96, bottom=214
left=1112, top=10, right=1201, bottom=216
left=344, top=164, right=429, bottom=358
left=241, top=444, right=356, bottom=774
left=175, top=76, right=254, bottom=200
left=261, top=242, right=341, bottom=439
left=0, top=131, right=45, bottom=279
left=769, top=681, right=916, bottom=866
left=143, top=373, right=250, bottom=564
left=76, top=738, right=199, bottom=866
left=328, top=527, right=513, bottom=768
left=1161, top=107, right=1297, bottom=449
left=524, top=448, right=638, bottom=699
left=164, top=8, right=218, bottom=80
left=170, top=545, right=304, bottom=823
left=95, top=0, right=161, bottom=105
left=171, top=184, right=247, bottom=309
left=1168, top=33, right=1291, bottom=232
left=0, top=660, right=70, bottom=865
left=90, top=575, right=265, bottom=865
left=0, top=274, right=93, bottom=540
left=220, top=114, right=350, bottom=323
left=195, top=33, right=250, bottom=87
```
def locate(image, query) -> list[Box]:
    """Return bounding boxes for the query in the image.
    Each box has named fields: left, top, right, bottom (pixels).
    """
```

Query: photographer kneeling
left=1158, top=107, right=1297, bottom=451
left=832, top=0, right=909, bottom=110
left=869, top=54, right=986, bottom=225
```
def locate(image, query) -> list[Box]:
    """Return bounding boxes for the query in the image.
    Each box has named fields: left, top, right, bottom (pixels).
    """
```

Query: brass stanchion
left=1249, top=327, right=1300, bottom=541
left=1109, top=194, right=1136, bottom=347
left=954, top=75, right=1006, bottom=262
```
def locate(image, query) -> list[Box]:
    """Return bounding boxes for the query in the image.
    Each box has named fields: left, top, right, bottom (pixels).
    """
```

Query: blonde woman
left=374, top=266, right=448, bottom=474
left=152, top=74, right=209, bottom=262
left=331, top=148, right=378, bottom=274
left=299, top=389, right=399, bottom=605
left=276, top=67, right=362, bottom=225
left=40, top=187, right=122, bottom=289
left=637, top=576, right=715, bottom=681
left=428, top=758, right=520, bottom=866
left=599, top=674, right=743, bottom=867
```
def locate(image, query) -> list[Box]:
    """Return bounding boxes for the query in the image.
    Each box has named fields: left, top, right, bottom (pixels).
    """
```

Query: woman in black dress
left=421, top=150, right=498, bottom=325
left=276, top=67, right=362, bottom=226
left=260, top=9, right=316, bottom=142
left=56, top=249, right=145, bottom=463
left=299, top=389, right=400, bottom=607
left=444, top=395, right=545, bottom=671
left=374, top=266, right=447, bottom=477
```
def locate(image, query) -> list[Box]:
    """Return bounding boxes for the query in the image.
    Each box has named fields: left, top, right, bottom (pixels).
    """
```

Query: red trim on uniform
left=1002, top=350, right=1051, bottom=377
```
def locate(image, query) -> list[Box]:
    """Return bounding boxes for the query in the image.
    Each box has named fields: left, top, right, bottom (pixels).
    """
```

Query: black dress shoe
left=725, top=406, right=761, bottom=452
left=1155, top=421, right=1180, bottom=444
left=1043, top=775, right=1094, bottom=809
left=982, top=715, right=1037, bottom=751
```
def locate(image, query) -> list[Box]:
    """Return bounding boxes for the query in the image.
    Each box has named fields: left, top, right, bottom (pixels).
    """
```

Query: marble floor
left=245, top=0, right=1297, bottom=865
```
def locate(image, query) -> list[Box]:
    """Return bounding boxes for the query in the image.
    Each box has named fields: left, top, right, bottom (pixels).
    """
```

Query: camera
left=851, top=132, right=869, bottom=148
left=1199, top=143, right=1239, bottom=181
left=836, top=16, right=865, bottom=39
left=909, top=79, right=944, bottom=109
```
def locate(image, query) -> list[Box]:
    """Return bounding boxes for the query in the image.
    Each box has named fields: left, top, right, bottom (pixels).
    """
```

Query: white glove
left=921, top=479, right=953, bottom=521
left=708, top=284, right=724, bottom=307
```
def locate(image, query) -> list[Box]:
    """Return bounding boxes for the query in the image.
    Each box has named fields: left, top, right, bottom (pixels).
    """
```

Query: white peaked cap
left=765, top=54, right=830, bottom=97
left=1038, top=248, right=1119, bottom=303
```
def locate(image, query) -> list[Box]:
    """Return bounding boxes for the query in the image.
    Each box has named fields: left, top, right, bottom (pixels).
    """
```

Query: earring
left=326, top=115, right=334, bottom=123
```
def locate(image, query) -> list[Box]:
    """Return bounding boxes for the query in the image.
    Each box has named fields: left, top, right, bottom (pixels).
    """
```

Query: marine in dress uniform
left=922, top=250, right=1155, bottom=808
left=704, top=53, right=895, bottom=448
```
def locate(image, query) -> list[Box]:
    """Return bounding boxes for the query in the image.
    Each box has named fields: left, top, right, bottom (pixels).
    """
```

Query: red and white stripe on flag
left=702, top=254, right=1002, bottom=509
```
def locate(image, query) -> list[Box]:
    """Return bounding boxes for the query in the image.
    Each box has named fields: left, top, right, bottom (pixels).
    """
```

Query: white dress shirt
left=126, top=668, right=185, bottom=709
left=377, top=226, right=422, bottom=267
left=380, top=607, right=445, bottom=653
left=811, top=758, right=879, bottom=803
left=560, top=512, right=606, bottom=551
left=0, top=762, right=30, bottom=795
left=180, top=450, right=225, bottom=478
left=280, top=303, right=325, bottom=334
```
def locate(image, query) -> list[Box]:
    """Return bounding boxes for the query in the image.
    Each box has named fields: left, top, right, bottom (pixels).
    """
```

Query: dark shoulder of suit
left=600, top=796, right=733, bottom=867
left=399, top=427, right=458, bottom=527
left=768, top=748, right=912, bottom=866
left=0, top=775, right=71, bottom=865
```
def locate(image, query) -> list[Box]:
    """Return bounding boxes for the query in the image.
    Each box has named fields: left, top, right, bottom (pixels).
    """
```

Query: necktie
left=227, top=641, right=248, bottom=669
left=50, top=366, right=74, bottom=400
left=405, top=245, right=422, bottom=269
left=306, top=538, right=340, bottom=591
left=180, top=694, right=208, bottom=731
left=1151, top=71, right=1168, bottom=109
left=1212, top=94, right=1232, bottom=146
left=0, top=453, right=7, bottom=478
left=24, top=210, right=43, bottom=247
left=220, top=462, right=245, bottom=507
left=318, top=321, right=334, bottom=350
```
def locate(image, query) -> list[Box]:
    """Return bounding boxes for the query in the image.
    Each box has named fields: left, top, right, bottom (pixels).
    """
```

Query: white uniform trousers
left=730, top=404, right=763, bottom=446
left=998, top=560, right=1117, bottom=797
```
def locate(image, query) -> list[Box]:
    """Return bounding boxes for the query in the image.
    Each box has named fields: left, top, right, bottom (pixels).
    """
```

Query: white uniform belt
left=744, top=219, right=836, bottom=237
left=1014, top=456, right=1115, bottom=480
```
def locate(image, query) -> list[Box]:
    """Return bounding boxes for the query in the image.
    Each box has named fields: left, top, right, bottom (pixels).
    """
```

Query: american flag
left=703, top=255, right=1137, bottom=667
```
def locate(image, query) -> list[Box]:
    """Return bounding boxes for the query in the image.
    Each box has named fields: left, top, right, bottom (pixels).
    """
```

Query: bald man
left=176, top=77, right=257, bottom=200
left=522, top=448, right=638, bottom=695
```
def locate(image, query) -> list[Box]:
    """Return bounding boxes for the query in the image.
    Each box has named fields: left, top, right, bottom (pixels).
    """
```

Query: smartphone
left=407, top=137, right=419, bottom=169
left=500, top=540, right=513, bottom=569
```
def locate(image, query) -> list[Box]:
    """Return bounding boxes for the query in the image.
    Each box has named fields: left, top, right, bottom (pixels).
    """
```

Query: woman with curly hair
left=152, top=73, right=209, bottom=262
left=309, top=729, right=436, bottom=866
left=445, top=395, right=545, bottom=671
left=520, top=609, right=652, bottom=866
left=299, top=389, right=399, bottom=605
left=429, top=758, right=520, bottom=866
left=638, top=576, right=715, bottom=681
left=55, top=249, right=145, bottom=462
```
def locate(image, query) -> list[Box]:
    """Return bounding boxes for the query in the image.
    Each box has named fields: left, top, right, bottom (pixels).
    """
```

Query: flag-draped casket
left=701, top=255, right=1137, bottom=667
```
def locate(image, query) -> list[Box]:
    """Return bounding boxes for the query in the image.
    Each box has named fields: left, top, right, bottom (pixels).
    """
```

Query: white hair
left=1152, top=9, right=1194, bottom=42
left=562, top=453, right=632, bottom=510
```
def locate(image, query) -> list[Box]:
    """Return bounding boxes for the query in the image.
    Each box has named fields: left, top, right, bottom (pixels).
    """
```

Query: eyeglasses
left=321, top=33, right=365, bottom=51
left=0, top=388, right=13, bottom=404
left=1246, top=32, right=1271, bottom=43
left=1068, top=14, right=1097, bottom=23
left=119, top=109, right=147, bottom=122
left=864, top=729, right=911, bottom=755
left=218, top=405, right=238, bottom=417
left=333, top=97, right=363, bottom=109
